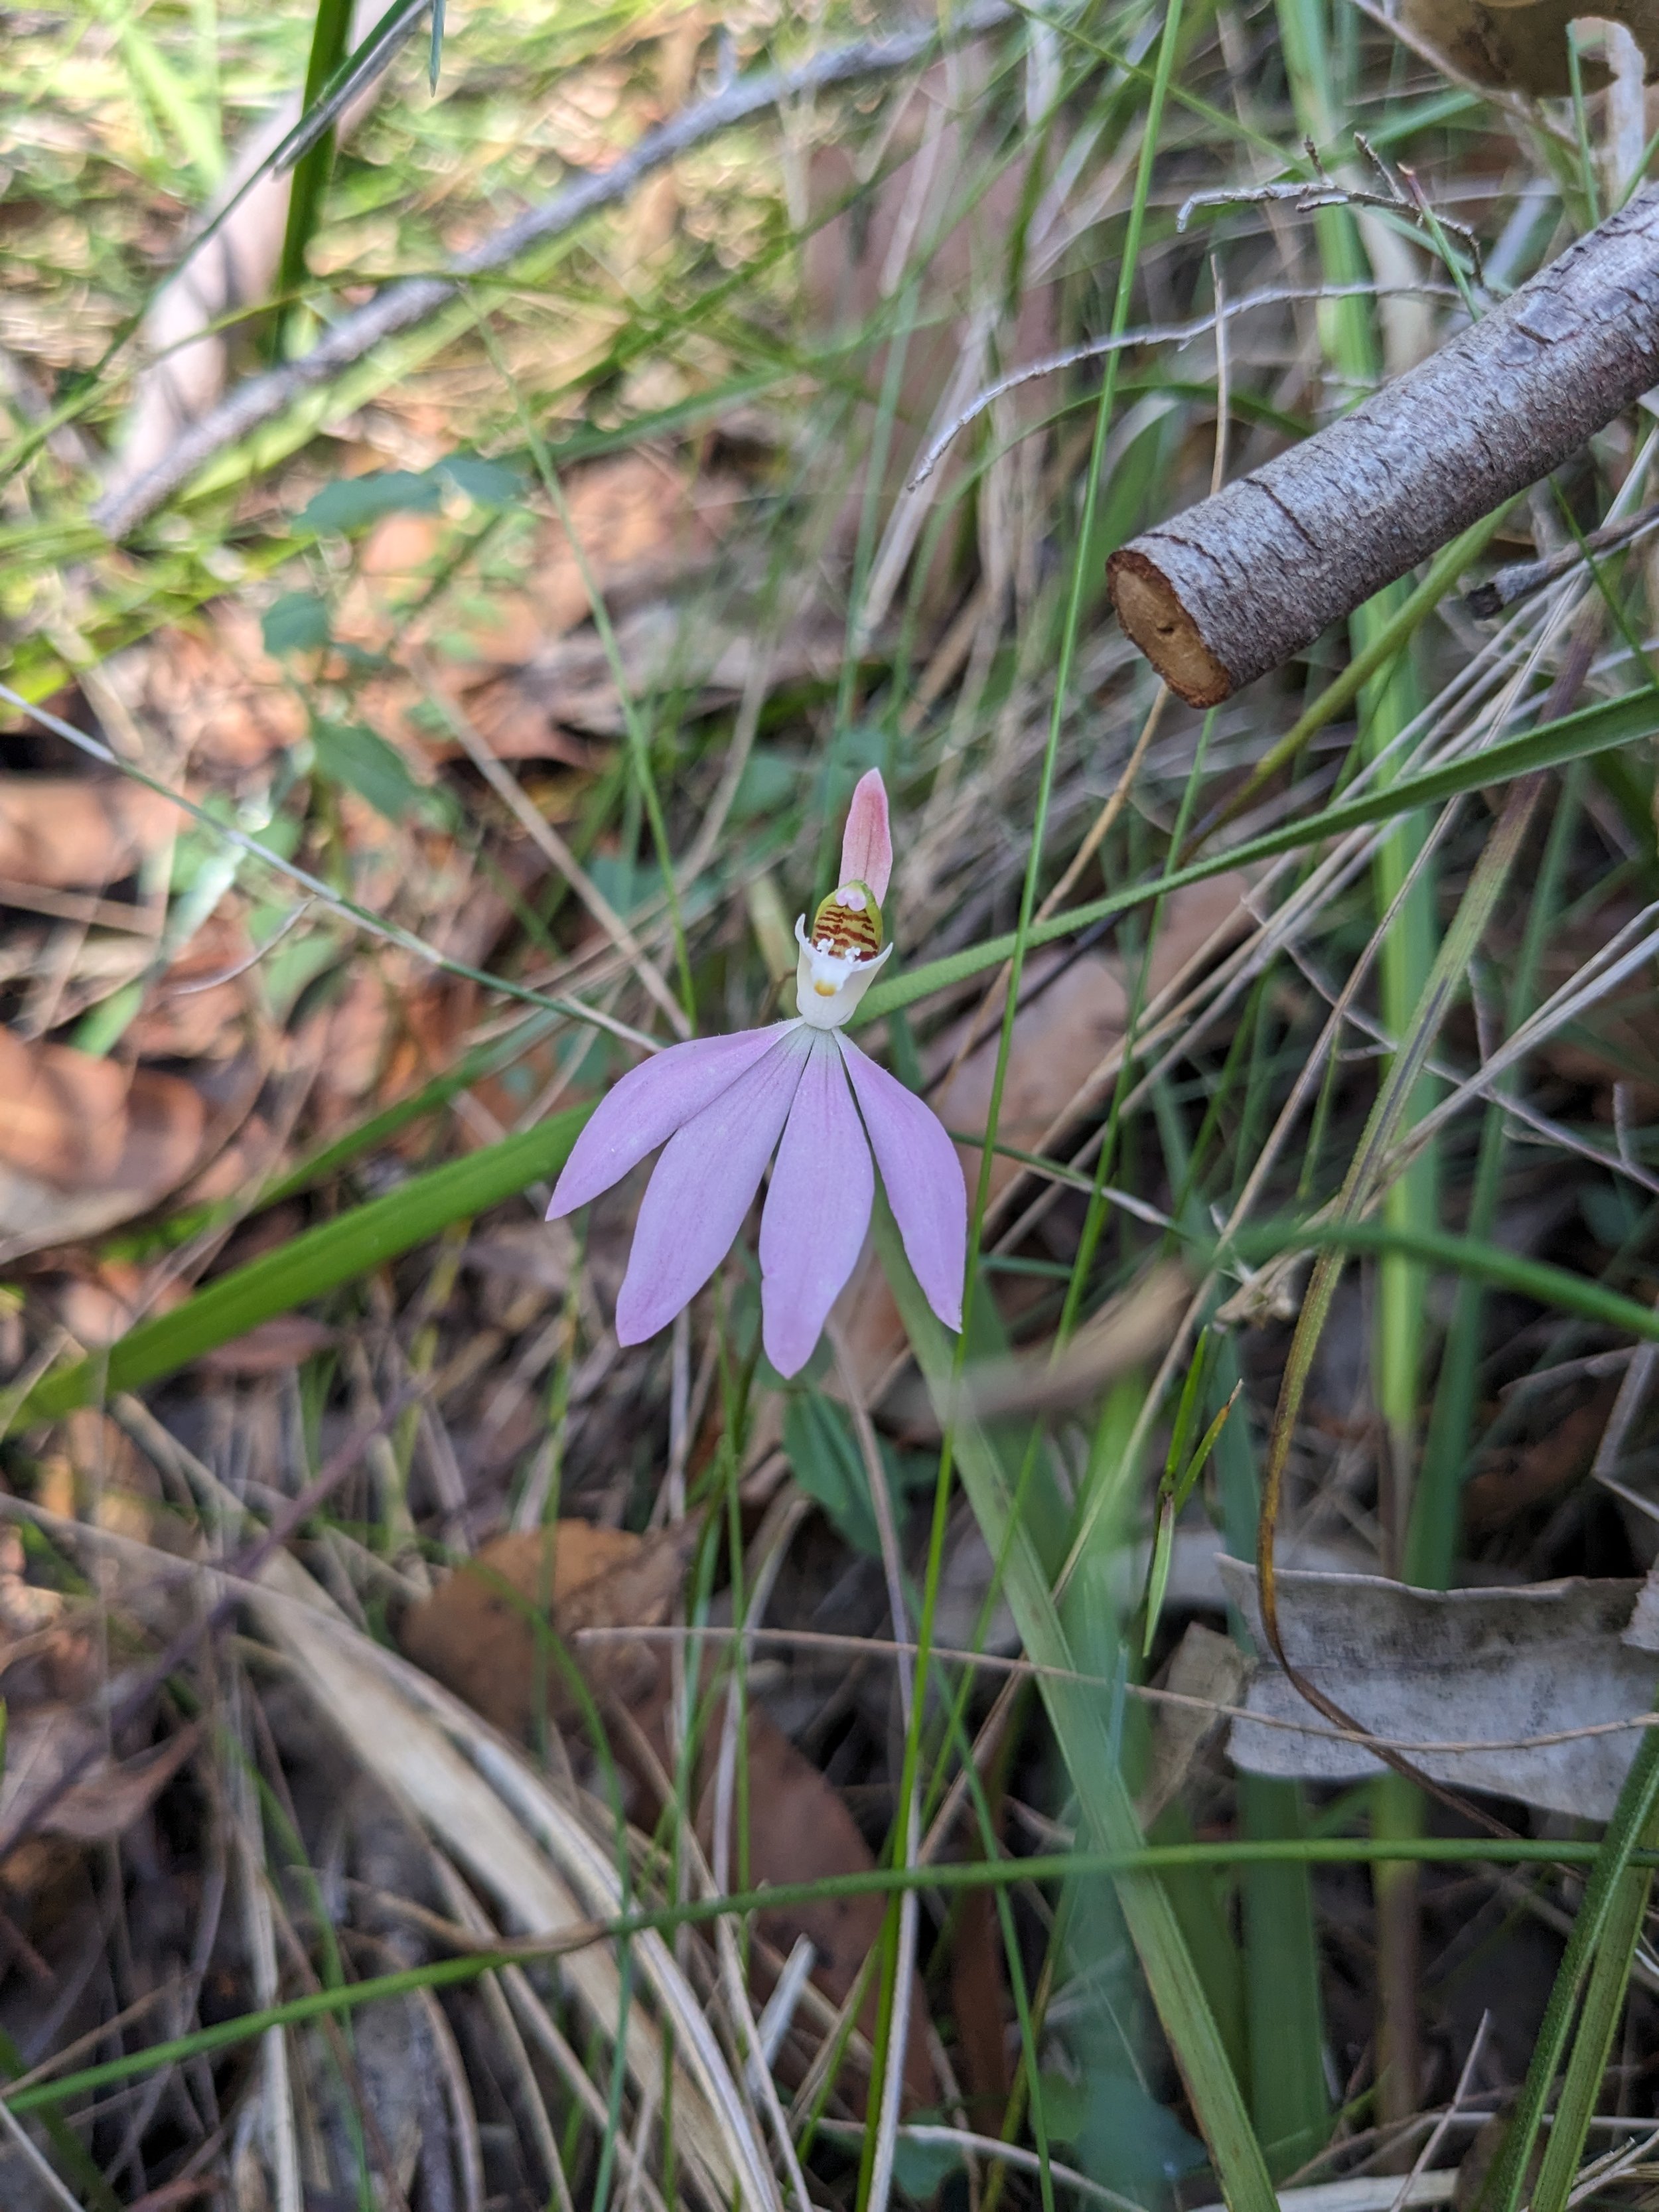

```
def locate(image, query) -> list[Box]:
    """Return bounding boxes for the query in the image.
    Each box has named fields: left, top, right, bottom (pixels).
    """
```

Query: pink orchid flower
left=547, top=770, right=967, bottom=1376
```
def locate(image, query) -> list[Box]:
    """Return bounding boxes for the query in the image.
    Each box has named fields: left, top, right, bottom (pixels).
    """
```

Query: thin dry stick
left=697, top=1494, right=816, bottom=2211
left=1210, top=258, right=1231, bottom=498
left=908, top=281, right=1460, bottom=486
left=1465, top=497, right=1659, bottom=617
left=227, top=1664, right=303, bottom=2212
left=409, top=649, right=689, bottom=1039
left=815, top=2122, right=1147, bottom=2212
left=932, top=684, right=1172, bottom=1098
left=574, top=1621, right=1659, bottom=1759
left=1592, top=1324, right=1659, bottom=1487
left=93, top=2, right=1016, bottom=538
left=0, top=2102, right=84, bottom=2212
left=1387, top=2014, right=1489, bottom=2212
left=415, top=1986, right=488, bottom=2212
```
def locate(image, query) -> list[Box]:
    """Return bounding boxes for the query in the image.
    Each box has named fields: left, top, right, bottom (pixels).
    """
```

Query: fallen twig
left=1465, top=498, right=1659, bottom=616
left=1109, top=185, right=1659, bottom=702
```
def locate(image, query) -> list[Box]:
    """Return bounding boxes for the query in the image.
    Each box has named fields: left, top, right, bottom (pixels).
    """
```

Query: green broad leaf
left=261, top=591, right=332, bottom=655
left=730, top=750, right=798, bottom=822
left=437, top=453, right=524, bottom=506
left=783, top=1390, right=883, bottom=1556
left=310, top=716, right=443, bottom=826
left=891, top=2137, right=962, bottom=2199
left=782, top=1391, right=934, bottom=1556
left=299, top=469, right=443, bottom=534
left=1035, top=2071, right=1088, bottom=2147
left=21, top=1107, right=590, bottom=1422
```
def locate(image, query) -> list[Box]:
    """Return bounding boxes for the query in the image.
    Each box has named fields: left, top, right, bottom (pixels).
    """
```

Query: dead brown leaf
left=1222, top=1561, right=1654, bottom=1820
left=0, top=1029, right=259, bottom=1258
left=0, top=776, right=175, bottom=891
left=131, top=604, right=307, bottom=771
left=1, top=1706, right=200, bottom=1844
left=345, top=455, right=751, bottom=758
left=123, top=907, right=257, bottom=1064
left=1463, top=1382, right=1619, bottom=1532
left=707, top=1701, right=938, bottom=2108
left=1401, top=0, right=1659, bottom=95
left=397, top=1520, right=695, bottom=1739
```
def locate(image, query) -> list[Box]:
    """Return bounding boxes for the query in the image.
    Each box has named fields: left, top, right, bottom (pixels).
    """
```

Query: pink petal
left=547, top=1024, right=794, bottom=1217
left=838, top=769, right=892, bottom=905
left=758, top=1033, right=874, bottom=1378
left=838, top=1036, right=967, bottom=1331
left=615, top=1030, right=811, bottom=1345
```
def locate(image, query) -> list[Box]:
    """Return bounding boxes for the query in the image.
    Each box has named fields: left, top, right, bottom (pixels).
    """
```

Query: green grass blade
left=1238, top=1777, right=1329, bottom=2177
left=1232, top=1218, right=1659, bottom=1345
left=1529, top=1812, right=1659, bottom=2212
left=275, top=0, right=356, bottom=333
left=21, top=1107, right=591, bottom=1422
left=11, top=1838, right=1659, bottom=2125
left=1481, top=1724, right=1659, bottom=2212
left=860, top=688, right=1659, bottom=1022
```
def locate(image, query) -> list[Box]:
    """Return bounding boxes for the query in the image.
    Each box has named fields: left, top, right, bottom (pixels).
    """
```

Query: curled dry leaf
left=0, top=776, right=176, bottom=891
left=1400, top=0, right=1659, bottom=95
left=0, top=1030, right=259, bottom=1259
left=1137, top=1621, right=1251, bottom=1828
left=1220, top=1560, right=1654, bottom=1820
left=1, top=1708, right=200, bottom=1845
left=398, top=1520, right=697, bottom=1739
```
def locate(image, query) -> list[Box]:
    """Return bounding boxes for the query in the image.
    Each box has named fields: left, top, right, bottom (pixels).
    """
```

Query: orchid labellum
left=546, top=771, right=967, bottom=1376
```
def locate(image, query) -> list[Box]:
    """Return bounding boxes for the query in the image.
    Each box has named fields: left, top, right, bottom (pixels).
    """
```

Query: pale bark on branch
left=1107, top=184, right=1659, bottom=705
left=92, top=3, right=1011, bottom=541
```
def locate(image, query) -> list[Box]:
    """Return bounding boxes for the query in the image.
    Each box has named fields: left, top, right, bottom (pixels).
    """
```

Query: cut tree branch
left=92, top=2, right=1013, bottom=541
left=1107, top=184, right=1659, bottom=705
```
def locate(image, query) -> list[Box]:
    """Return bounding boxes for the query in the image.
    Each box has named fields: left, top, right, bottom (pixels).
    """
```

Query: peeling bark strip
left=1107, top=186, right=1659, bottom=705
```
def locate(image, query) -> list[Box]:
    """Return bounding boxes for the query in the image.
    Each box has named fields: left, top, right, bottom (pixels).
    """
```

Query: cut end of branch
left=1106, top=549, right=1234, bottom=707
